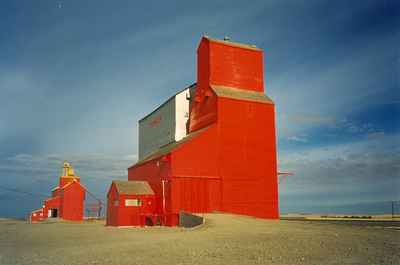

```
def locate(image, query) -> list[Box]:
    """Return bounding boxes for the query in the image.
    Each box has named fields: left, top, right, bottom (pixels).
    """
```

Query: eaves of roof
left=211, top=85, right=274, bottom=104
left=129, top=125, right=210, bottom=169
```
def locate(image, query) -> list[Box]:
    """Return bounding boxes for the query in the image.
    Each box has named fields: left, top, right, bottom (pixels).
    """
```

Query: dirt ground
left=0, top=213, right=399, bottom=265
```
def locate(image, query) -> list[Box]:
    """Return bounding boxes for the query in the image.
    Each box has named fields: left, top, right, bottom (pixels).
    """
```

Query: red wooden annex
left=106, top=180, right=156, bottom=227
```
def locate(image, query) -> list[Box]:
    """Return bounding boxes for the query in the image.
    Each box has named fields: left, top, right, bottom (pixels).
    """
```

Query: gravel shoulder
left=0, top=213, right=399, bottom=265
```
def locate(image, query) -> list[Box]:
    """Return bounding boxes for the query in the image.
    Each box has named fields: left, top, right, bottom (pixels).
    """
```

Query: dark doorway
left=155, top=216, right=161, bottom=226
left=50, top=209, right=58, bottom=218
left=145, top=217, right=154, bottom=226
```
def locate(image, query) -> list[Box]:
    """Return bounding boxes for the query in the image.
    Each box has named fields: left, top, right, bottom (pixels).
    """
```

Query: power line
left=0, top=184, right=104, bottom=204
left=0, top=185, right=49, bottom=198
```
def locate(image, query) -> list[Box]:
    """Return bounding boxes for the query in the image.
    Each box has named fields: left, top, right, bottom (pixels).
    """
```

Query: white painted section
left=175, top=89, right=190, bottom=141
left=138, top=87, right=192, bottom=160
left=48, top=210, right=51, bottom=217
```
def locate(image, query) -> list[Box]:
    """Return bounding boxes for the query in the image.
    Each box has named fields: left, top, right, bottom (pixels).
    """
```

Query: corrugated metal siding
left=139, top=97, right=176, bottom=160
left=138, top=88, right=191, bottom=160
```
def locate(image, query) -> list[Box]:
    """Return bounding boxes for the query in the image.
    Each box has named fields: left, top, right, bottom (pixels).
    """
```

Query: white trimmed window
left=125, top=199, right=142, bottom=207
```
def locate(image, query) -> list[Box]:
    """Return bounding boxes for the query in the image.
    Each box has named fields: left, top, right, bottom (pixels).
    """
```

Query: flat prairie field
left=0, top=213, right=399, bottom=265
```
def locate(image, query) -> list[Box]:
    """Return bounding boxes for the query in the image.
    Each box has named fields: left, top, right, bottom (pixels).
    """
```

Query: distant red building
left=30, top=162, right=86, bottom=222
left=108, top=36, right=278, bottom=226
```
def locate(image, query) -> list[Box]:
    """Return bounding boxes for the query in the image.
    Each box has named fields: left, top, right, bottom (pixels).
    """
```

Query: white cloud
left=287, top=135, right=308, bottom=143
left=278, top=133, right=400, bottom=205
left=366, top=131, right=385, bottom=140
left=273, top=29, right=397, bottom=141
left=3, top=153, right=137, bottom=182
left=286, top=113, right=336, bottom=126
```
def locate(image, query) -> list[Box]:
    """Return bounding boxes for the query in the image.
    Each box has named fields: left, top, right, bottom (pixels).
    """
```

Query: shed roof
left=131, top=125, right=210, bottom=167
left=112, top=180, right=154, bottom=195
left=61, top=179, right=86, bottom=191
left=31, top=208, right=43, bottom=214
left=139, top=83, right=195, bottom=122
left=203, top=36, right=262, bottom=51
left=44, top=196, right=60, bottom=202
left=211, top=85, right=274, bottom=104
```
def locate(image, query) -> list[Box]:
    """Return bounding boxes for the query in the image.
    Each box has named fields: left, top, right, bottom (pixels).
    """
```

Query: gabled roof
left=139, top=83, right=196, bottom=122
left=203, top=36, right=262, bottom=51
left=131, top=125, right=210, bottom=167
left=44, top=196, right=60, bottom=202
left=112, top=180, right=154, bottom=195
left=31, top=208, right=43, bottom=214
left=61, top=179, right=86, bottom=191
left=211, top=85, right=274, bottom=104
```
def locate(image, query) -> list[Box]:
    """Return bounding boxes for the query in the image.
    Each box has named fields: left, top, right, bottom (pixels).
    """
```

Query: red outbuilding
left=29, top=161, right=86, bottom=222
left=30, top=208, right=46, bottom=222
left=108, top=36, right=279, bottom=226
left=106, top=180, right=156, bottom=227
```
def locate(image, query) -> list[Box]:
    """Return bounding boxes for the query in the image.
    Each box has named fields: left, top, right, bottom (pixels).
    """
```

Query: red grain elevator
left=30, top=161, right=86, bottom=222
left=111, top=36, right=278, bottom=226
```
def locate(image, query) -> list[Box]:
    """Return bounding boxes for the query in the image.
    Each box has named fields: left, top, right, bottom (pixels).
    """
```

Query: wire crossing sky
left=0, top=0, right=399, bottom=217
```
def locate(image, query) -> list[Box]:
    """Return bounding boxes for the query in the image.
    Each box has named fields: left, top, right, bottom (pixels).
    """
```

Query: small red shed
left=106, top=180, right=156, bottom=227
left=30, top=208, right=46, bottom=222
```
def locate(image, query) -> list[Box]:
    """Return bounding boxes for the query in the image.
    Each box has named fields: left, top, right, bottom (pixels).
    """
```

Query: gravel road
left=0, top=213, right=399, bottom=265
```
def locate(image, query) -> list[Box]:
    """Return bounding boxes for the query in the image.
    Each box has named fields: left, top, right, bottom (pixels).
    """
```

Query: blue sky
left=0, top=0, right=399, bottom=217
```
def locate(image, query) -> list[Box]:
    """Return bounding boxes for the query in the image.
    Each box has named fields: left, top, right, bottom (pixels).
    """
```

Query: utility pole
left=392, top=201, right=395, bottom=220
